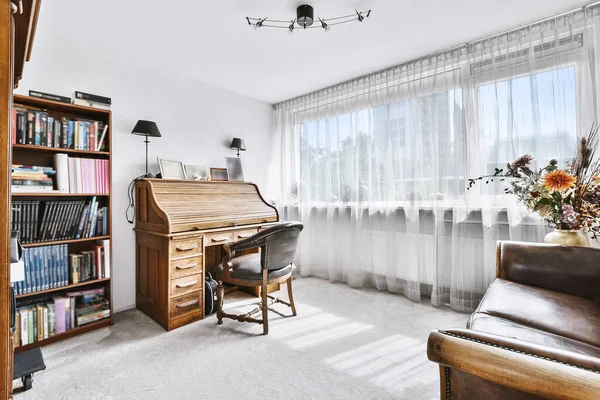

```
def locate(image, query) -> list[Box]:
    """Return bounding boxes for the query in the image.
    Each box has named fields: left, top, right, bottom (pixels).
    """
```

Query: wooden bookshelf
left=15, top=278, right=111, bottom=299
left=13, top=143, right=110, bottom=157
left=11, top=95, right=113, bottom=353
left=14, top=318, right=112, bottom=354
left=12, top=192, right=110, bottom=197
left=21, top=235, right=111, bottom=248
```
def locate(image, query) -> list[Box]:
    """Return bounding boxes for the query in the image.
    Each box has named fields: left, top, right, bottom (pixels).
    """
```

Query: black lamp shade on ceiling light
left=297, top=5, right=314, bottom=27
left=131, top=120, right=162, bottom=137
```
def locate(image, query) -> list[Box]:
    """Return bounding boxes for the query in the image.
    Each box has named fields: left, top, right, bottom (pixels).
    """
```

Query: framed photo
left=210, top=168, right=229, bottom=181
left=157, top=158, right=187, bottom=180
left=184, top=165, right=209, bottom=180
left=226, top=157, right=245, bottom=182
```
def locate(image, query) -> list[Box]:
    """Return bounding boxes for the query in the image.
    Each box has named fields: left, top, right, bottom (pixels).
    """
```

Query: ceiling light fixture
left=247, top=4, right=371, bottom=33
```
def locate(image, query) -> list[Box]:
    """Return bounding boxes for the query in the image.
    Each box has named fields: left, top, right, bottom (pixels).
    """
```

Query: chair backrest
left=260, top=221, right=304, bottom=270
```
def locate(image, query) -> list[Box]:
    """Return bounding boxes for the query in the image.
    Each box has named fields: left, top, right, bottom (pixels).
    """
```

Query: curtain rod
left=273, top=1, right=599, bottom=109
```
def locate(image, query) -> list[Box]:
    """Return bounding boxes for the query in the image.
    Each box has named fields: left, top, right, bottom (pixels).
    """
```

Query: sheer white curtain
left=269, top=6, right=600, bottom=311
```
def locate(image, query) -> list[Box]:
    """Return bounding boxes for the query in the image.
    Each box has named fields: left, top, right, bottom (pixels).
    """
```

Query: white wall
left=15, top=23, right=274, bottom=312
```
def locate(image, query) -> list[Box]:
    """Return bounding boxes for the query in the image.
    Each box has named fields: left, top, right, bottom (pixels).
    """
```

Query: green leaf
left=537, top=198, right=554, bottom=206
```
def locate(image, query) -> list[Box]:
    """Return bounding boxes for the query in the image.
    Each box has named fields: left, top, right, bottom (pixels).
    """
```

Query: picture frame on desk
left=210, top=168, right=229, bottom=181
left=225, top=157, right=244, bottom=182
left=158, top=158, right=187, bottom=180
left=184, top=165, right=209, bottom=181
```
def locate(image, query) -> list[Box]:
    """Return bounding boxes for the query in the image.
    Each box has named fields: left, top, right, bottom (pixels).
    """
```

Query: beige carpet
left=13, top=277, right=468, bottom=400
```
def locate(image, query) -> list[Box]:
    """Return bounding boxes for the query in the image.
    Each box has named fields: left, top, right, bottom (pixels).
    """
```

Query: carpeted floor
left=12, top=277, right=468, bottom=400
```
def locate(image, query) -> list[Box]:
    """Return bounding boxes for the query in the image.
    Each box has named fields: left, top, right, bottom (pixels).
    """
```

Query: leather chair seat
left=472, top=278, right=600, bottom=349
left=215, top=253, right=293, bottom=282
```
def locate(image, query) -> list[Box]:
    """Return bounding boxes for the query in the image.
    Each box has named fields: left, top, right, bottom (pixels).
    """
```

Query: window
left=297, top=64, right=579, bottom=205
left=476, top=65, right=577, bottom=194
left=299, top=87, right=464, bottom=204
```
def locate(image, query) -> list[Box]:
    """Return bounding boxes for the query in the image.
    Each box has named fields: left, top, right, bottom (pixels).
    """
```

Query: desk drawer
left=170, top=291, right=202, bottom=318
left=170, top=255, right=202, bottom=279
left=204, top=231, right=235, bottom=246
left=171, top=236, right=203, bottom=259
left=170, top=273, right=203, bottom=298
left=235, top=228, right=259, bottom=241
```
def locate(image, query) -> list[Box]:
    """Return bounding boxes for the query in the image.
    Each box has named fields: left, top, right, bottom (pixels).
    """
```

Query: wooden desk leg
left=216, top=281, right=224, bottom=325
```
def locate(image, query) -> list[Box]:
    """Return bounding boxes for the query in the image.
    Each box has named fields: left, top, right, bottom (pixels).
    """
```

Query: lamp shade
left=230, top=138, right=246, bottom=151
left=131, top=120, right=162, bottom=137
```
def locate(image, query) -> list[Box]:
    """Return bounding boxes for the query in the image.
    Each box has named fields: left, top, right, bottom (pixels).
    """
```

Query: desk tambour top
left=134, top=179, right=279, bottom=234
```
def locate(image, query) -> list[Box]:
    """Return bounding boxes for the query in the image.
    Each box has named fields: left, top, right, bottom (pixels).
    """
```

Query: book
left=53, top=153, right=69, bottom=193
left=16, top=110, right=26, bottom=144
left=73, top=91, right=111, bottom=106
left=29, top=90, right=71, bottom=104
left=47, top=116, right=54, bottom=147
left=26, top=111, right=35, bottom=145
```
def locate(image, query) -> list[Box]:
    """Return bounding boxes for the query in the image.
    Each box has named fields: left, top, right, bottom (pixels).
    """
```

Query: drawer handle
left=176, top=244, right=198, bottom=251
left=176, top=262, right=197, bottom=270
left=238, top=233, right=253, bottom=239
left=176, top=280, right=198, bottom=288
left=211, top=237, right=229, bottom=243
left=176, top=299, right=199, bottom=308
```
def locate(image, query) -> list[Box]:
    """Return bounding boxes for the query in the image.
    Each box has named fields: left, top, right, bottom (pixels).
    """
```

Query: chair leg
left=261, top=269, right=269, bottom=335
left=286, top=277, right=297, bottom=317
left=216, top=281, right=224, bottom=325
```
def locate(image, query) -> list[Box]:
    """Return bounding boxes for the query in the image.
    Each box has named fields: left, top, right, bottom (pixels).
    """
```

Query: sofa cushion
left=475, top=278, right=600, bottom=348
left=468, top=313, right=600, bottom=359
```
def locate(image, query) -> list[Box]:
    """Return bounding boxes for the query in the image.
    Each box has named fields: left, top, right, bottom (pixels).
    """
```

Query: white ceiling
left=38, top=0, right=589, bottom=104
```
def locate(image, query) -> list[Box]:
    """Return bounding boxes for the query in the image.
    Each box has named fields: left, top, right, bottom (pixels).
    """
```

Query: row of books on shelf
left=13, top=198, right=108, bottom=244
left=13, top=240, right=111, bottom=296
left=30, top=90, right=112, bottom=110
left=11, top=104, right=108, bottom=151
left=11, top=156, right=109, bottom=194
left=55, top=154, right=110, bottom=194
left=14, top=287, right=110, bottom=347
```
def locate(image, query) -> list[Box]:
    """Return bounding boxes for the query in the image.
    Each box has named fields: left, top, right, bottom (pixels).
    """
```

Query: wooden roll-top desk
left=134, top=179, right=279, bottom=331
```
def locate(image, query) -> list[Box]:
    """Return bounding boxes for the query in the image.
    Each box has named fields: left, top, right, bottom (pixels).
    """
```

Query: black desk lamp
left=230, top=138, right=246, bottom=157
left=132, top=120, right=162, bottom=177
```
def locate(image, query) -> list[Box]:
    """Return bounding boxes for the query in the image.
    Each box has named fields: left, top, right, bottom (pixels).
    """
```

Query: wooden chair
left=215, top=221, right=304, bottom=335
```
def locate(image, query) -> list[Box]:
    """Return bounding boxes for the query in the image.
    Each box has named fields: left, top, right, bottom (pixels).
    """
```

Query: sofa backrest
left=496, top=241, right=600, bottom=302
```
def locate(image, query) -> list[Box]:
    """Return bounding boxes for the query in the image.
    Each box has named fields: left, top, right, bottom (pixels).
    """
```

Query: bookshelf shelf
left=13, top=144, right=110, bottom=157
left=12, top=192, right=110, bottom=197
left=21, top=235, right=111, bottom=248
left=14, top=318, right=112, bottom=354
left=15, top=278, right=111, bottom=299
left=14, top=94, right=110, bottom=118
left=11, top=94, right=113, bottom=353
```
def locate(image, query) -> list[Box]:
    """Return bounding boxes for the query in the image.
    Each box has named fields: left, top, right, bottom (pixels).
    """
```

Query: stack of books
left=53, top=154, right=109, bottom=194
left=14, top=288, right=110, bottom=346
left=11, top=165, right=56, bottom=193
left=69, top=288, right=111, bottom=326
left=72, top=91, right=111, bottom=111
left=69, top=239, right=111, bottom=284
left=12, top=198, right=109, bottom=244
left=12, top=103, right=108, bottom=151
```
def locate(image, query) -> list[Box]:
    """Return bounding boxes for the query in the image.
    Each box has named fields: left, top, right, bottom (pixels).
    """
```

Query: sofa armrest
left=496, top=241, right=600, bottom=301
left=427, top=329, right=600, bottom=400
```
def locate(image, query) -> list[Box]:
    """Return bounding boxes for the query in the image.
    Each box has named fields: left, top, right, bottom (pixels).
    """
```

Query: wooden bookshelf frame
left=11, top=94, right=113, bottom=354
left=14, top=318, right=111, bottom=354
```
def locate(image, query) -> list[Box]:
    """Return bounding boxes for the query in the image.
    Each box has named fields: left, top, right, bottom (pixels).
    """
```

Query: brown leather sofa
left=427, top=241, right=600, bottom=400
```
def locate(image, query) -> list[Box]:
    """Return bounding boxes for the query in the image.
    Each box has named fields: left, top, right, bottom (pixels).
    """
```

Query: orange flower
left=543, top=170, right=577, bottom=191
